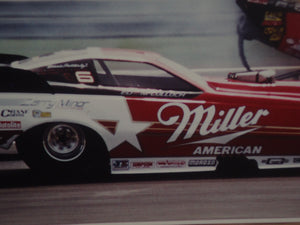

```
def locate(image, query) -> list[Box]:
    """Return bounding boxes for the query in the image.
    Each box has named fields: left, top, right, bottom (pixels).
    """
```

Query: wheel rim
left=43, top=124, right=86, bottom=162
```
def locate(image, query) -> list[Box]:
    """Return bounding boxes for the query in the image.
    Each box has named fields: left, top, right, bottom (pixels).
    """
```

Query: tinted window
left=32, top=60, right=95, bottom=85
left=98, top=60, right=199, bottom=91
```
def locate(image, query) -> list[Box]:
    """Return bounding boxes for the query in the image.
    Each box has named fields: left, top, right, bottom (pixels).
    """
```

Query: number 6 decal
left=75, top=71, right=94, bottom=83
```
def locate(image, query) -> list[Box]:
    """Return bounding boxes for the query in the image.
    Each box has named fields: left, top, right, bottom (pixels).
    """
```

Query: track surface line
left=73, top=217, right=300, bottom=225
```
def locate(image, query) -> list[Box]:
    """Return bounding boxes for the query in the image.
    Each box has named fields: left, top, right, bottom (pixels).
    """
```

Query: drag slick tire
left=17, top=123, right=110, bottom=176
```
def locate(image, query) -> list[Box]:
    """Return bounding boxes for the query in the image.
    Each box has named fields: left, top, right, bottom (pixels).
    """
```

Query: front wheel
left=17, top=123, right=110, bottom=176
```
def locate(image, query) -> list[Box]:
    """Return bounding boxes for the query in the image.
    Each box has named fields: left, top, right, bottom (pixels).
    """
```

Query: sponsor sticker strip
left=111, top=157, right=217, bottom=173
left=248, top=156, right=300, bottom=169
left=112, top=156, right=300, bottom=173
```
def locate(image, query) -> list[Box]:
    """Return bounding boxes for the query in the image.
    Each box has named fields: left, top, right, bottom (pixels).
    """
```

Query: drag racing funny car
left=0, top=47, right=300, bottom=176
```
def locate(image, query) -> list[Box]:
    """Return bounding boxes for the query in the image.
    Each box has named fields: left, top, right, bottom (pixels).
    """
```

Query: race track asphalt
left=0, top=160, right=300, bottom=225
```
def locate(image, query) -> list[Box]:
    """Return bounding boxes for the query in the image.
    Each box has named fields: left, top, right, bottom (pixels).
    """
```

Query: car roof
left=10, top=47, right=210, bottom=91
left=11, top=47, right=161, bottom=70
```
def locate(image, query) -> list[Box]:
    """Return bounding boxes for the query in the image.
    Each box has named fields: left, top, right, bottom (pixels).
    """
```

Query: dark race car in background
left=0, top=47, right=300, bottom=176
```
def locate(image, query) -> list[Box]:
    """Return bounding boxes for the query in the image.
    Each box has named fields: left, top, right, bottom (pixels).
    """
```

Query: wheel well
left=17, top=122, right=109, bottom=156
left=16, top=122, right=111, bottom=176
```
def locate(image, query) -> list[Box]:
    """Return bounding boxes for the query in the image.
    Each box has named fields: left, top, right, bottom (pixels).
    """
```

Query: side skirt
left=248, top=156, right=300, bottom=169
left=110, top=156, right=300, bottom=174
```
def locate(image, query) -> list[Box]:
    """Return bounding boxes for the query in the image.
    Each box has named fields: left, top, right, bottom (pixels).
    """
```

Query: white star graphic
left=93, top=97, right=151, bottom=151
left=110, top=119, right=151, bottom=151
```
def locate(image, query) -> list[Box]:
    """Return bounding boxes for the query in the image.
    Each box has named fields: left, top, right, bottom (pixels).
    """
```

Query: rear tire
left=17, top=123, right=110, bottom=177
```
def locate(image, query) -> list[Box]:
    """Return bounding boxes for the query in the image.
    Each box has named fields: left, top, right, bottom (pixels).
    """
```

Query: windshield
left=158, top=56, right=207, bottom=89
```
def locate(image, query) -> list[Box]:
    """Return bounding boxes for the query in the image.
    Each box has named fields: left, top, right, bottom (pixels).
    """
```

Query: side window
left=32, top=60, right=95, bottom=85
left=93, top=60, right=116, bottom=86
left=100, top=60, right=199, bottom=91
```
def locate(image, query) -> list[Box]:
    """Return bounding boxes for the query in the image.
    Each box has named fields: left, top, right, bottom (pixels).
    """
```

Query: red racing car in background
left=0, top=47, right=299, bottom=176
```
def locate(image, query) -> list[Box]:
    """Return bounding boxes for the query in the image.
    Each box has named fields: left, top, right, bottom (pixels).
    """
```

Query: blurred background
left=0, top=0, right=299, bottom=70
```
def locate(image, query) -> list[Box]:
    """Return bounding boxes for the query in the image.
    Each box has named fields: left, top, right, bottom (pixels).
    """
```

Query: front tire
left=17, top=123, right=110, bottom=177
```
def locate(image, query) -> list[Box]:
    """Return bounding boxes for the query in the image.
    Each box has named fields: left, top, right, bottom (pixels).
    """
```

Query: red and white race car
left=0, top=47, right=299, bottom=175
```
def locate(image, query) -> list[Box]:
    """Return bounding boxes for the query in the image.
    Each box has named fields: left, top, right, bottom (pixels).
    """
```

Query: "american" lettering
left=193, top=145, right=262, bottom=155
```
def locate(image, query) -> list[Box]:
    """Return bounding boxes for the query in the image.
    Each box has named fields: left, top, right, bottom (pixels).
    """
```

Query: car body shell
left=1, top=47, right=300, bottom=174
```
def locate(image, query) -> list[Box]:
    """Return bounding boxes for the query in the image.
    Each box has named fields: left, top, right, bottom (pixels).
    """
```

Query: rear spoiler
left=0, top=53, right=28, bottom=64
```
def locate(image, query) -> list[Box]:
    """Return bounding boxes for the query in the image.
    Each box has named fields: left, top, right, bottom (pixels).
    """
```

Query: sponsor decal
left=57, top=100, right=89, bottom=110
left=47, top=63, right=88, bottom=69
left=262, top=11, right=283, bottom=26
left=20, top=99, right=89, bottom=110
left=0, top=121, right=21, bottom=129
left=262, top=158, right=288, bottom=165
left=131, top=161, right=154, bottom=169
left=293, top=158, right=300, bottom=163
left=193, top=146, right=262, bottom=155
left=156, top=160, right=186, bottom=168
left=188, top=159, right=217, bottom=167
left=75, top=71, right=94, bottom=83
left=21, top=100, right=55, bottom=109
left=262, top=11, right=284, bottom=42
left=121, top=90, right=186, bottom=98
left=157, top=103, right=269, bottom=144
left=112, top=160, right=129, bottom=171
left=32, top=110, right=51, bottom=118
left=269, top=0, right=299, bottom=10
left=1, top=109, right=28, bottom=117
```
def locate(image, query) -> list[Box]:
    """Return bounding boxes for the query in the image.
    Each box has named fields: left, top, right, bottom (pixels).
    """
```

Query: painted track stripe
left=74, top=218, right=300, bottom=225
